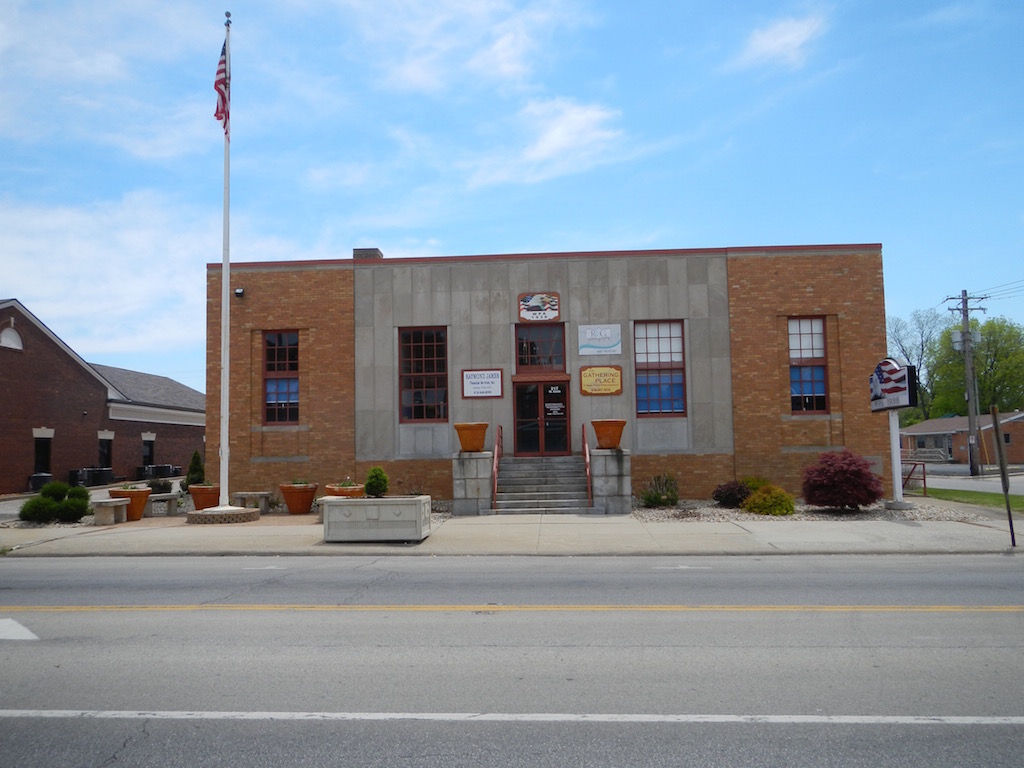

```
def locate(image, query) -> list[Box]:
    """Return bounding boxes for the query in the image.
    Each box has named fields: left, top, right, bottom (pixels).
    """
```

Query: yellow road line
left=1, top=604, right=1023, bottom=613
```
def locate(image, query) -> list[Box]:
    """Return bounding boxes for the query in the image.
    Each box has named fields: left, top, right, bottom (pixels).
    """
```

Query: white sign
left=462, top=369, right=503, bottom=398
left=578, top=324, right=622, bottom=355
left=870, top=358, right=918, bottom=412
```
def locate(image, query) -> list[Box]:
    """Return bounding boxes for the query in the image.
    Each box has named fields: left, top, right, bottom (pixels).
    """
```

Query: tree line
left=886, top=310, right=1024, bottom=426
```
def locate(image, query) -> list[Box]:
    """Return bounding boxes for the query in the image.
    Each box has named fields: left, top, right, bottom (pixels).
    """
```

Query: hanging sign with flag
left=869, top=358, right=918, bottom=412
left=214, top=39, right=230, bottom=138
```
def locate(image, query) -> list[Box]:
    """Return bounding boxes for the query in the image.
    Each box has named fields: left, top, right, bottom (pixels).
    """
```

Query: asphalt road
left=2, top=555, right=1022, bottom=766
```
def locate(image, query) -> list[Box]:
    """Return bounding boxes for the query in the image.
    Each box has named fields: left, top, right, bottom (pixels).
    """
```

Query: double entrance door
left=513, top=381, right=570, bottom=456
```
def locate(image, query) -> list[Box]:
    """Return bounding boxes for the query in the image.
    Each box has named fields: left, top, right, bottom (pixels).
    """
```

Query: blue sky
left=2, top=0, right=1021, bottom=394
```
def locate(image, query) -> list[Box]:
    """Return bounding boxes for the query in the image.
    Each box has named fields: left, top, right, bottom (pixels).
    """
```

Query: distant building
left=0, top=299, right=205, bottom=494
left=205, top=243, right=892, bottom=509
left=900, top=412, right=1024, bottom=465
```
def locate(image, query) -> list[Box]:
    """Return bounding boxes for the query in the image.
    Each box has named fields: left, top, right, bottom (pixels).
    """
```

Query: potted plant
left=188, top=483, right=220, bottom=510
left=108, top=484, right=152, bottom=522
left=322, top=466, right=432, bottom=542
left=591, top=419, right=627, bottom=449
left=325, top=477, right=364, bottom=497
left=453, top=422, right=489, bottom=452
left=279, top=480, right=319, bottom=514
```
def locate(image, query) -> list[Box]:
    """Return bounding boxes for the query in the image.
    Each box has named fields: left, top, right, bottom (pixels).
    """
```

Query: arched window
left=0, top=327, right=23, bottom=350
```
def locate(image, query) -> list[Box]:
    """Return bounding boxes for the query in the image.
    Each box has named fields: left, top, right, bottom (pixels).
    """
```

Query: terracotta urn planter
left=108, top=487, right=152, bottom=522
left=280, top=482, right=319, bottom=514
left=454, top=422, right=489, bottom=452
left=591, top=419, right=627, bottom=449
left=325, top=484, right=364, bottom=497
left=188, top=484, right=220, bottom=511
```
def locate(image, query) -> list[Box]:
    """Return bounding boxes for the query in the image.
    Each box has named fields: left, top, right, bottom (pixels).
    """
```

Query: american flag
left=214, top=41, right=229, bottom=138
left=872, top=358, right=907, bottom=398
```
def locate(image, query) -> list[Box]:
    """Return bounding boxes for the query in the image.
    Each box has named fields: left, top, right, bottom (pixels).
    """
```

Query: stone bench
left=93, top=498, right=130, bottom=526
left=231, top=491, right=272, bottom=515
left=143, top=492, right=181, bottom=518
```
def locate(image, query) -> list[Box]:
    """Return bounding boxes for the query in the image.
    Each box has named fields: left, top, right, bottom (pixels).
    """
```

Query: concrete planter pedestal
left=323, top=495, right=432, bottom=542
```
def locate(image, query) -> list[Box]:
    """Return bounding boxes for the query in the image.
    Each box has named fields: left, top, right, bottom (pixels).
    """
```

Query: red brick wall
left=726, top=247, right=891, bottom=495
left=207, top=263, right=357, bottom=496
left=1, top=305, right=205, bottom=493
left=632, top=454, right=736, bottom=499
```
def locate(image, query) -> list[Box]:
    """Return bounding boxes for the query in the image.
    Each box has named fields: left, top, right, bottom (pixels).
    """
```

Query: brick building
left=0, top=299, right=206, bottom=494
left=901, top=412, right=1024, bottom=465
left=206, top=244, right=891, bottom=507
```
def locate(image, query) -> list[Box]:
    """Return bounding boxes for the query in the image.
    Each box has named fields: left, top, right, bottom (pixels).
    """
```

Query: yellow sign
left=580, top=366, right=622, bottom=396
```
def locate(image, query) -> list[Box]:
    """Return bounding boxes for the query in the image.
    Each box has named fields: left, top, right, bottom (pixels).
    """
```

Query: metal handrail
left=902, top=461, right=928, bottom=496
left=582, top=424, right=593, bottom=507
left=491, top=424, right=503, bottom=510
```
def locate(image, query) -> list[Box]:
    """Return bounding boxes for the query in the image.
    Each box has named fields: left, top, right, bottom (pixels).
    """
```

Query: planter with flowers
left=322, top=466, right=432, bottom=543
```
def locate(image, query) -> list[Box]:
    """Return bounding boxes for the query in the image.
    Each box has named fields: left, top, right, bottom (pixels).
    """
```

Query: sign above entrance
left=518, top=292, right=560, bottom=322
left=462, top=369, right=503, bottom=398
left=580, top=365, right=623, bottom=396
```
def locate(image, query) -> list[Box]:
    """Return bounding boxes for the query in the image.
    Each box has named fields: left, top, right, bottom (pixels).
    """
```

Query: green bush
left=184, top=450, right=204, bottom=490
left=40, top=481, right=71, bottom=502
left=19, top=483, right=91, bottom=524
left=741, top=476, right=771, bottom=493
left=56, top=497, right=90, bottom=523
left=148, top=478, right=173, bottom=493
left=66, top=486, right=90, bottom=502
left=20, top=496, right=59, bottom=523
left=364, top=466, right=389, bottom=497
left=641, top=474, right=679, bottom=508
left=741, top=484, right=795, bottom=516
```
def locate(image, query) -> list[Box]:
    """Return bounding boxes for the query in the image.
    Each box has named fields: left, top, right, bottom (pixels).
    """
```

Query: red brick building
left=0, top=299, right=205, bottom=494
left=901, top=412, right=1024, bottom=466
left=205, top=244, right=891, bottom=505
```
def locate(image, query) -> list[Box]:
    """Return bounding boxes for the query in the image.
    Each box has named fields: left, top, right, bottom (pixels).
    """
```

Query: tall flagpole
left=217, top=12, right=232, bottom=507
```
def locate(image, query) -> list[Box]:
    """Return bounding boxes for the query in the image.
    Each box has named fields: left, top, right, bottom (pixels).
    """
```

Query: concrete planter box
left=322, top=495, right=432, bottom=542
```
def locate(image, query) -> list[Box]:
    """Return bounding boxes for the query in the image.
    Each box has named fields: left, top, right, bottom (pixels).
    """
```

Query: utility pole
left=948, top=290, right=986, bottom=476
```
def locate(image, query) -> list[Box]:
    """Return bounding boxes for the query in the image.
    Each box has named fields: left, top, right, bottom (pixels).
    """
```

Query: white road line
left=0, top=618, right=38, bottom=640
left=0, top=710, right=1021, bottom=725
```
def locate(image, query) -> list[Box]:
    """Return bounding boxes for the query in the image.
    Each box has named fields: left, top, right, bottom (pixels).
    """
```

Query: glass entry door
left=514, top=382, right=570, bottom=456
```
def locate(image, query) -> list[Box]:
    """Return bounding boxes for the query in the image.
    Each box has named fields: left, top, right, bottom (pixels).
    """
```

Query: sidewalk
left=0, top=498, right=1017, bottom=558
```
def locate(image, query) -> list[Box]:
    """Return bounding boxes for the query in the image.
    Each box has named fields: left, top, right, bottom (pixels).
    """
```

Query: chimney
left=353, top=247, right=384, bottom=261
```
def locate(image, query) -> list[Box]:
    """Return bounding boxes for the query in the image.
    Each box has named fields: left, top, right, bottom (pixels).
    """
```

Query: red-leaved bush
left=802, top=449, right=884, bottom=510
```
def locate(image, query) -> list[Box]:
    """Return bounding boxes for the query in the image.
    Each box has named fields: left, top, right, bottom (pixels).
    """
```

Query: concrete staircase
left=493, top=456, right=592, bottom=514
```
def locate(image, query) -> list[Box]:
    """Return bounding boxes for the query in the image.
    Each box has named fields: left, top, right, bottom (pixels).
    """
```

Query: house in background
left=0, top=299, right=205, bottom=494
left=205, top=243, right=891, bottom=508
left=900, top=412, right=1024, bottom=465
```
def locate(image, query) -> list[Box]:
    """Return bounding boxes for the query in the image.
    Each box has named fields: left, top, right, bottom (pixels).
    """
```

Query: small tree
left=364, top=466, right=389, bottom=498
left=802, top=449, right=884, bottom=510
left=184, top=450, right=205, bottom=490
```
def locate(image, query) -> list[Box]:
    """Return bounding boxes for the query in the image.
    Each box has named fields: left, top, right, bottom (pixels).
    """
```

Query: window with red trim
left=788, top=317, right=827, bottom=413
left=399, top=327, right=448, bottom=422
left=264, top=331, right=299, bottom=424
left=516, top=324, right=565, bottom=372
left=634, top=321, right=685, bottom=415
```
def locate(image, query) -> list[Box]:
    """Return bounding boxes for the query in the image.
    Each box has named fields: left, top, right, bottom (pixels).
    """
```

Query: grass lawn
left=906, top=487, right=1024, bottom=512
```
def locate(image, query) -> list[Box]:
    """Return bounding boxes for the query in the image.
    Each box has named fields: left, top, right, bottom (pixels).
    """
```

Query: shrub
left=641, top=474, right=679, bottom=508
left=56, top=497, right=90, bottom=523
left=802, top=449, right=884, bottom=510
left=148, top=478, right=173, bottom=493
left=712, top=480, right=750, bottom=508
left=40, top=481, right=71, bottom=502
left=184, top=450, right=205, bottom=490
left=20, top=496, right=59, bottom=523
left=364, top=466, right=389, bottom=497
left=741, top=476, right=771, bottom=493
left=20, top=483, right=91, bottom=524
left=741, top=485, right=795, bottom=516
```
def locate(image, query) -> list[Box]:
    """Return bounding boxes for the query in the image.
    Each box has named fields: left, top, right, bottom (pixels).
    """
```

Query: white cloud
left=332, top=0, right=583, bottom=92
left=730, top=15, right=827, bottom=71
left=467, top=97, right=623, bottom=186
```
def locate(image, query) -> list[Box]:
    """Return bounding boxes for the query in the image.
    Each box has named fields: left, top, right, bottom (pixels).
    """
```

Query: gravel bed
left=629, top=498, right=992, bottom=523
